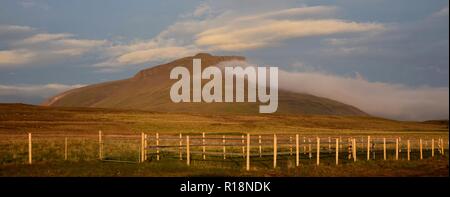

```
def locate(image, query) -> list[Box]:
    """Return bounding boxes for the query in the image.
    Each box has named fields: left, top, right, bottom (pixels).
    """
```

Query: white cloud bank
left=215, top=60, right=448, bottom=121
left=278, top=70, right=449, bottom=121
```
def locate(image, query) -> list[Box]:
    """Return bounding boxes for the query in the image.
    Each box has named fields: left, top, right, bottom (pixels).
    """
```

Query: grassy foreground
left=0, top=104, right=448, bottom=176
left=0, top=158, right=447, bottom=177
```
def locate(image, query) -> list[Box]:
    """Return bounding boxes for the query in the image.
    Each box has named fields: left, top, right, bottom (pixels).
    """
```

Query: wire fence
left=0, top=132, right=448, bottom=170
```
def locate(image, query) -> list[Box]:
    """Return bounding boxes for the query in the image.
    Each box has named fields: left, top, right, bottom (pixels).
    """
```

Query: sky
left=0, top=0, right=448, bottom=121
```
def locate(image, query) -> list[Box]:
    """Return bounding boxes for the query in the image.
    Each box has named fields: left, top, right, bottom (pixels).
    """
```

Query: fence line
left=1, top=132, right=448, bottom=170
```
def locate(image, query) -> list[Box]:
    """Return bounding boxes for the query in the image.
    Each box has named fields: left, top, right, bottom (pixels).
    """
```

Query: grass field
left=0, top=103, right=448, bottom=176
left=0, top=158, right=447, bottom=177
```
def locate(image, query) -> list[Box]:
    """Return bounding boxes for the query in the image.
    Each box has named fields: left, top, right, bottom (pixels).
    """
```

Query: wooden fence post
left=296, top=134, right=299, bottom=167
left=186, top=135, right=190, bottom=166
left=98, top=130, right=102, bottom=160
left=407, top=140, right=410, bottom=161
left=246, top=133, right=250, bottom=171
left=258, top=135, right=262, bottom=158
left=316, top=137, right=320, bottom=166
left=335, top=138, right=339, bottom=165
left=383, top=138, right=386, bottom=160
left=395, top=138, right=399, bottom=160
left=347, top=138, right=351, bottom=160
left=202, top=132, right=206, bottom=160
left=273, top=134, right=277, bottom=168
left=179, top=133, right=183, bottom=160
left=308, top=138, right=312, bottom=159
left=441, top=138, right=445, bottom=156
left=144, top=134, right=148, bottom=161
left=28, top=133, right=32, bottom=165
left=303, top=137, right=306, bottom=154
left=156, top=133, right=160, bottom=161
left=352, top=138, right=356, bottom=162
left=141, top=132, right=145, bottom=163
left=367, top=136, right=370, bottom=161
left=432, top=138, right=435, bottom=157
left=64, top=137, right=68, bottom=161
left=419, top=138, right=423, bottom=160
left=223, top=135, right=226, bottom=160
left=328, top=137, right=331, bottom=153
left=241, top=135, right=245, bottom=158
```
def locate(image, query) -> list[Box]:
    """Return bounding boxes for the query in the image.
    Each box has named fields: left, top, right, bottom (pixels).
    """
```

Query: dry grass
left=0, top=104, right=448, bottom=176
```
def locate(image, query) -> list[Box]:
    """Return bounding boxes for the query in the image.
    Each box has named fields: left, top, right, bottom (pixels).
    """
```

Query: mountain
left=43, top=53, right=368, bottom=116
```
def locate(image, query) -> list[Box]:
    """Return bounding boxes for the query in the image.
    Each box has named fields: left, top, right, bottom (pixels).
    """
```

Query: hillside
left=0, top=103, right=448, bottom=135
left=43, top=53, right=367, bottom=116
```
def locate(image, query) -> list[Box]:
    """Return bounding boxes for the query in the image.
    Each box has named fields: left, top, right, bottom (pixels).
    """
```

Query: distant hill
left=43, top=53, right=368, bottom=116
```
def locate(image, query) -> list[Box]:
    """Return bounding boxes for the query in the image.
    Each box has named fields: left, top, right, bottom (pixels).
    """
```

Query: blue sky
left=0, top=0, right=448, bottom=120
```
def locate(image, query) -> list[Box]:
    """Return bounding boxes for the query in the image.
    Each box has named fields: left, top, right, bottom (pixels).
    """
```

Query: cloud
left=192, top=2, right=212, bottom=17
left=18, top=0, right=50, bottom=10
left=278, top=70, right=449, bottom=121
left=92, top=39, right=199, bottom=70
left=214, top=60, right=448, bottom=121
left=196, top=19, right=383, bottom=51
left=236, top=6, right=338, bottom=21
left=0, top=50, right=36, bottom=65
left=0, top=83, right=85, bottom=104
left=432, top=6, right=449, bottom=17
left=18, top=33, right=72, bottom=44
left=92, top=5, right=383, bottom=69
left=0, top=25, right=34, bottom=35
left=0, top=28, right=108, bottom=68
left=1, top=4, right=385, bottom=70
left=155, top=5, right=384, bottom=51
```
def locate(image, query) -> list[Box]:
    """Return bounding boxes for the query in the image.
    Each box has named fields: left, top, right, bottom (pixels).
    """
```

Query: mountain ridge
left=43, top=53, right=368, bottom=116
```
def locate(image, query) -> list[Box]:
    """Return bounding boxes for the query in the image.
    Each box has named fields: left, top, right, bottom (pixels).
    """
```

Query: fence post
left=352, top=138, right=356, bottom=162
left=296, top=134, right=299, bottom=167
left=186, top=135, right=190, bottom=166
left=316, top=137, right=320, bottom=166
left=383, top=138, right=386, bottom=160
left=140, top=132, right=144, bottom=163
left=273, top=134, right=277, bottom=168
left=241, top=135, right=245, bottom=158
left=246, top=133, right=250, bottom=171
left=432, top=138, right=435, bottom=157
left=28, top=133, right=32, bottom=165
left=258, top=135, right=262, bottom=158
left=407, top=140, right=410, bottom=161
left=303, top=137, right=306, bottom=155
left=98, top=130, right=102, bottom=160
left=335, top=138, right=339, bottom=165
left=441, top=138, right=445, bottom=156
left=64, top=137, right=68, bottom=161
left=308, top=138, right=312, bottom=159
left=419, top=138, right=423, bottom=160
left=367, top=136, right=370, bottom=161
left=144, top=134, right=148, bottom=161
left=202, top=132, right=206, bottom=160
left=223, top=135, right=226, bottom=160
left=328, top=137, right=331, bottom=153
left=395, top=138, right=399, bottom=160
left=179, top=133, right=183, bottom=160
left=156, top=133, right=160, bottom=161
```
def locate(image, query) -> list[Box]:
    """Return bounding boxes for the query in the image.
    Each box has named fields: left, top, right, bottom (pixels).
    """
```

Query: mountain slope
left=43, top=53, right=367, bottom=116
